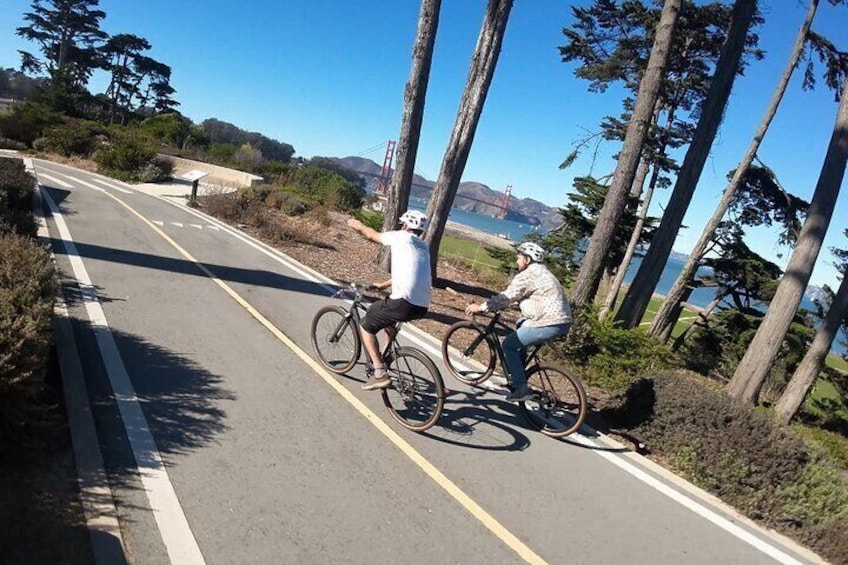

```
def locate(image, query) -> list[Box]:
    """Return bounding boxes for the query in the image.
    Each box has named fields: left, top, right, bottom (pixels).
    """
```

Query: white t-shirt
left=380, top=230, right=432, bottom=307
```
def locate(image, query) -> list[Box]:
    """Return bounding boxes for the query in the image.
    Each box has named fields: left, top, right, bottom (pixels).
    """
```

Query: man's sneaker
left=362, top=373, right=391, bottom=391
left=488, top=375, right=509, bottom=387
left=504, top=387, right=533, bottom=403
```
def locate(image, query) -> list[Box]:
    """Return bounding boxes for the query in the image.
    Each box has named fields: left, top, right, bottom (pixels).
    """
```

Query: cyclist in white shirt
left=347, top=210, right=432, bottom=390
left=465, top=242, right=572, bottom=402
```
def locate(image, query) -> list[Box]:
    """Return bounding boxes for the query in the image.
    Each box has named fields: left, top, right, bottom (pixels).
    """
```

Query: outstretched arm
left=347, top=218, right=382, bottom=243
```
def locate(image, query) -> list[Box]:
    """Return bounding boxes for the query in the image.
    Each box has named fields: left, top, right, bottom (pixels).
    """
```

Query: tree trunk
left=379, top=0, right=442, bottom=271
left=774, top=273, right=848, bottom=423
left=727, top=79, right=848, bottom=403
left=650, top=0, right=819, bottom=338
left=569, top=0, right=681, bottom=308
left=615, top=0, right=759, bottom=328
left=599, top=162, right=657, bottom=319
left=670, top=292, right=724, bottom=352
left=424, top=0, right=513, bottom=277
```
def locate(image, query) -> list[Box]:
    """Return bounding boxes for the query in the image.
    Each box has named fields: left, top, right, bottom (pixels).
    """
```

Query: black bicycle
left=310, top=284, right=445, bottom=432
left=441, top=312, right=587, bottom=438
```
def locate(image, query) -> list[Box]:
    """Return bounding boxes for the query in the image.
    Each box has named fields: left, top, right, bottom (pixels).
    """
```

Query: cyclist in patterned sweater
left=465, top=242, right=572, bottom=402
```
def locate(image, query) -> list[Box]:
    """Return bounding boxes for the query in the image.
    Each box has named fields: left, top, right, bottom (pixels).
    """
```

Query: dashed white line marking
left=153, top=221, right=164, bottom=226
left=91, top=177, right=133, bottom=194
left=37, top=172, right=75, bottom=188
left=190, top=224, right=203, bottom=229
left=172, top=222, right=183, bottom=228
left=207, top=225, right=220, bottom=231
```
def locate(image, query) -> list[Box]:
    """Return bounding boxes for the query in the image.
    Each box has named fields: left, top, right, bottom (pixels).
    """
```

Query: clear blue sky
left=1, top=0, right=846, bottom=289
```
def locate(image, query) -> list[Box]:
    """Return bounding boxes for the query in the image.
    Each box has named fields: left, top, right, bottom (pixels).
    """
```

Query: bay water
left=414, top=204, right=846, bottom=355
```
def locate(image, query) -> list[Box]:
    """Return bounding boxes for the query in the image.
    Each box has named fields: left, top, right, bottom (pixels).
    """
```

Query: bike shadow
left=423, top=389, right=536, bottom=451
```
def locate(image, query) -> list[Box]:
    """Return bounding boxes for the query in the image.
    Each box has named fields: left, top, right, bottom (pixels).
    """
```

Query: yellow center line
left=103, top=191, right=548, bottom=565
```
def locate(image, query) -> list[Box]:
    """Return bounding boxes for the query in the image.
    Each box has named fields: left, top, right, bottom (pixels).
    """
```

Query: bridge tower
left=495, top=184, right=512, bottom=219
left=376, top=140, right=396, bottom=194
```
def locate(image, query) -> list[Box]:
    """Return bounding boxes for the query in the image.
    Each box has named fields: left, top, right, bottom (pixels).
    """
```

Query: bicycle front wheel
left=441, top=321, right=496, bottom=385
left=520, top=365, right=587, bottom=438
left=310, top=305, right=361, bottom=374
left=382, top=347, right=445, bottom=432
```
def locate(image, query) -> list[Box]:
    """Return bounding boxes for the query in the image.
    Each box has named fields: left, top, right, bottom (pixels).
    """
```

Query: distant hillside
left=330, top=156, right=560, bottom=229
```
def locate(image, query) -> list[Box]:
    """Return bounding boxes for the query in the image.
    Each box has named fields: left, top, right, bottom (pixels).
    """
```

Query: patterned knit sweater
left=482, top=263, right=572, bottom=327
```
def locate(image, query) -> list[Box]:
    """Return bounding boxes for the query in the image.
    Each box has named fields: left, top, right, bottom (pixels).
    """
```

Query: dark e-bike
left=441, top=312, right=587, bottom=438
left=310, top=284, right=445, bottom=432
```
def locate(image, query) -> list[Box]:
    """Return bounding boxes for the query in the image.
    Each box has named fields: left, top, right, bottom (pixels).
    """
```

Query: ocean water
left=411, top=203, right=847, bottom=355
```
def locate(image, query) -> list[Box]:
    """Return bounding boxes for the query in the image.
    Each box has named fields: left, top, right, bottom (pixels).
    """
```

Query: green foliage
left=138, top=113, right=197, bottom=148
left=93, top=130, right=158, bottom=181
left=278, top=166, right=364, bottom=212
left=606, top=371, right=848, bottom=561
left=0, top=157, right=37, bottom=238
left=551, top=308, right=674, bottom=392
left=681, top=308, right=815, bottom=394
left=540, top=176, right=652, bottom=286
left=0, top=232, right=57, bottom=445
left=0, top=100, right=64, bottom=145
left=354, top=208, right=384, bottom=231
left=202, top=118, right=294, bottom=163
left=41, top=119, right=106, bottom=156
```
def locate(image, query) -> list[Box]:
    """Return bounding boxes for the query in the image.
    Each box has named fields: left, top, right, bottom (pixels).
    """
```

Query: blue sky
left=1, top=0, right=846, bottom=288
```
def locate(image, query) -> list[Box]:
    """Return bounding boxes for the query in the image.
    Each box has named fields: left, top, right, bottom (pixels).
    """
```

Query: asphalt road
left=33, top=158, right=822, bottom=565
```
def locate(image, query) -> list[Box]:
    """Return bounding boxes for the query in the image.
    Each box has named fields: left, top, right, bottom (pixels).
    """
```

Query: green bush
left=0, top=138, right=27, bottom=151
left=135, top=156, right=174, bottom=183
left=0, top=101, right=63, bottom=146
left=281, top=165, right=364, bottom=211
left=354, top=209, right=384, bottom=231
left=94, top=131, right=158, bottom=181
left=608, top=371, right=848, bottom=561
left=41, top=120, right=106, bottom=157
left=552, top=309, right=675, bottom=392
left=0, top=233, right=57, bottom=445
left=0, top=157, right=37, bottom=238
left=265, top=189, right=308, bottom=216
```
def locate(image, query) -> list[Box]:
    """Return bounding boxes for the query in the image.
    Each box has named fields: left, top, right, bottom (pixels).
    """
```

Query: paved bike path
left=36, top=159, right=820, bottom=564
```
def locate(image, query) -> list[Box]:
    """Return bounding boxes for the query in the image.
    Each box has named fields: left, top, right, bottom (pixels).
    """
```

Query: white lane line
left=156, top=196, right=813, bottom=564
left=190, top=224, right=203, bottom=230
left=40, top=190, right=206, bottom=565
left=91, top=177, right=133, bottom=194
left=207, top=225, right=220, bottom=231
left=172, top=222, right=183, bottom=228
left=37, top=172, right=75, bottom=188
left=153, top=221, right=164, bottom=226
left=32, top=166, right=128, bottom=563
left=65, top=175, right=108, bottom=193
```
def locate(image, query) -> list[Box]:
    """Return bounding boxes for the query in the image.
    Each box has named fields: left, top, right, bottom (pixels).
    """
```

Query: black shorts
left=361, top=297, right=428, bottom=333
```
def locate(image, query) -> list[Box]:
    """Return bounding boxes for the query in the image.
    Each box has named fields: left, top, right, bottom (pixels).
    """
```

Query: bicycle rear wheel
left=441, top=321, right=496, bottom=385
left=310, top=305, right=360, bottom=374
left=520, top=365, right=587, bottom=438
left=382, top=347, right=445, bottom=432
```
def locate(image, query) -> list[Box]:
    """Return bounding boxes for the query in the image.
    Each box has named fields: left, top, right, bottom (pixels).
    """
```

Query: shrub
left=0, top=138, right=27, bottom=151
left=354, top=209, right=384, bottom=231
left=282, top=165, right=364, bottom=211
left=0, top=157, right=37, bottom=238
left=608, top=371, right=848, bottom=561
left=41, top=120, right=105, bottom=157
left=551, top=309, right=675, bottom=392
left=135, top=156, right=173, bottom=183
left=94, top=131, right=157, bottom=181
left=0, top=233, right=57, bottom=445
left=265, top=189, right=308, bottom=216
left=0, top=101, right=63, bottom=146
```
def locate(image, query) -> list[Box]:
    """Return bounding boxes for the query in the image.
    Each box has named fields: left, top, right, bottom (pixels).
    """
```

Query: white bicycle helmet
left=399, top=210, right=428, bottom=231
left=516, top=241, right=545, bottom=262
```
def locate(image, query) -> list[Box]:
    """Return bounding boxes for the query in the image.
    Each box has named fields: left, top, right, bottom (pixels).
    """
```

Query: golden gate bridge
left=362, top=139, right=514, bottom=218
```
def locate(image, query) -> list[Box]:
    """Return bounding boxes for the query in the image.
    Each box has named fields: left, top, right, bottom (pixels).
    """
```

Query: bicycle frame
left=329, top=285, right=401, bottom=363
left=464, top=312, right=541, bottom=379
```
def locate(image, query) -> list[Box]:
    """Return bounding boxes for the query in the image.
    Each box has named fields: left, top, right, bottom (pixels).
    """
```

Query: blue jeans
left=502, top=323, right=571, bottom=391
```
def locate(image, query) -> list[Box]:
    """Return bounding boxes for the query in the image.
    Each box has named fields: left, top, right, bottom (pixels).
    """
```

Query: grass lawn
left=825, top=353, right=848, bottom=374
left=438, top=235, right=501, bottom=271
